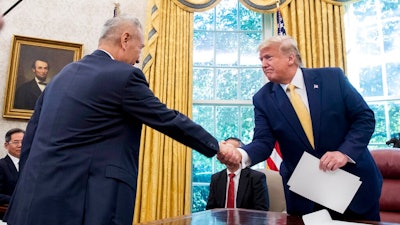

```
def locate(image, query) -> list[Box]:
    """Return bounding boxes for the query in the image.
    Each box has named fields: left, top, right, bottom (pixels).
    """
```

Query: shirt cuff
left=346, top=154, right=355, bottom=164
left=237, top=148, right=251, bottom=168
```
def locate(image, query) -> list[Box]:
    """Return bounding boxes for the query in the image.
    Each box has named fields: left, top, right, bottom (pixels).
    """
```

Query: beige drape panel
left=134, top=0, right=355, bottom=224
left=133, top=0, right=194, bottom=223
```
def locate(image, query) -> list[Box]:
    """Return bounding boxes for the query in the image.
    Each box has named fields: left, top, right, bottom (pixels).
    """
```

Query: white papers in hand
left=288, top=152, right=362, bottom=214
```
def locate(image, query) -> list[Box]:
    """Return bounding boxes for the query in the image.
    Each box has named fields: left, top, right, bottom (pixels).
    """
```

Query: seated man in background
left=0, top=128, right=24, bottom=218
left=206, top=137, right=269, bottom=210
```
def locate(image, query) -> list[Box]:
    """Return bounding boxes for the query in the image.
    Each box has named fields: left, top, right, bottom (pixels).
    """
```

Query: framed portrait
left=3, top=35, right=84, bottom=120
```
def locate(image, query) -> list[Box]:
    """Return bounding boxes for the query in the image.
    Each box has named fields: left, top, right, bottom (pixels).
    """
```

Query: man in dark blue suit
left=206, top=137, right=269, bottom=210
left=0, top=128, right=24, bottom=219
left=4, top=15, right=219, bottom=225
left=218, top=35, right=382, bottom=221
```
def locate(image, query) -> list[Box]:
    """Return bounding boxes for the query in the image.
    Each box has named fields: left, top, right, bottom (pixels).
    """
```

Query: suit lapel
left=5, top=155, right=18, bottom=175
left=236, top=168, right=249, bottom=208
left=216, top=170, right=228, bottom=207
left=303, top=68, right=321, bottom=149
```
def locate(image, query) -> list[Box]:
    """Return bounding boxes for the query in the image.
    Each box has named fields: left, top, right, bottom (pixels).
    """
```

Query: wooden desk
left=136, top=208, right=400, bottom=225
left=0, top=204, right=7, bottom=214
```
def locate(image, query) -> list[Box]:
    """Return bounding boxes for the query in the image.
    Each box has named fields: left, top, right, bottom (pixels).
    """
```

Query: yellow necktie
left=287, top=84, right=314, bottom=148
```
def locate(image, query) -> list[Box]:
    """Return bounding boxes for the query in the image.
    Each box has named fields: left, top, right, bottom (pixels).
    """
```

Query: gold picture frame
left=3, top=35, right=84, bottom=120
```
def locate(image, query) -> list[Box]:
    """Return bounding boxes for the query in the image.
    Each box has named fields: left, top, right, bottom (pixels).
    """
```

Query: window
left=345, top=0, right=400, bottom=148
left=191, top=0, right=270, bottom=212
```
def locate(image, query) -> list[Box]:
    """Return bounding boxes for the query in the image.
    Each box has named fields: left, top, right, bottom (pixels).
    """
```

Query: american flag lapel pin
left=314, top=84, right=319, bottom=89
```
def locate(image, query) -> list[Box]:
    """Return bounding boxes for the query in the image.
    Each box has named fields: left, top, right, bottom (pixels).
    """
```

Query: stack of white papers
left=288, top=152, right=362, bottom=213
left=302, top=209, right=371, bottom=225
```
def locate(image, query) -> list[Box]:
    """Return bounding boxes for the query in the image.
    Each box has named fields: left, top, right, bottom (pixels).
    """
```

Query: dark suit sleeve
left=19, top=91, right=44, bottom=172
left=0, top=162, right=11, bottom=204
left=251, top=171, right=269, bottom=211
left=333, top=68, right=375, bottom=160
left=121, top=69, right=219, bottom=157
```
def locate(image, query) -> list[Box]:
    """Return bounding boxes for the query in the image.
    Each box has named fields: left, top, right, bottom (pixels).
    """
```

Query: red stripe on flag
left=266, top=142, right=282, bottom=171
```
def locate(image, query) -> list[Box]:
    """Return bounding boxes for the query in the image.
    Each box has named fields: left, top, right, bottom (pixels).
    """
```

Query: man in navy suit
left=14, top=59, right=49, bottom=110
left=0, top=128, right=24, bottom=218
left=4, top=15, right=219, bottom=225
left=217, top=35, right=382, bottom=221
left=206, top=137, right=269, bottom=210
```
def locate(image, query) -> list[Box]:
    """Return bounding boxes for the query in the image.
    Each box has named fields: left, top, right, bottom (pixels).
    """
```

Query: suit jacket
left=242, top=67, right=382, bottom=216
left=4, top=50, right=219, bottom=225
left=206, top=168, right=269, bottom=210
left=14, top=78, right=42, bottom=110
left=0, top=155, right=18, bottom=204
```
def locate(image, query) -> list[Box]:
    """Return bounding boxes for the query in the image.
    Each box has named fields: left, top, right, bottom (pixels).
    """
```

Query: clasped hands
left=217, top=141, right=242, bottom=168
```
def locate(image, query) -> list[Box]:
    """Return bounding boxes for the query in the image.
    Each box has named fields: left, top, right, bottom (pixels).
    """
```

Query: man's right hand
left=217, top=141, right=242, bottom=166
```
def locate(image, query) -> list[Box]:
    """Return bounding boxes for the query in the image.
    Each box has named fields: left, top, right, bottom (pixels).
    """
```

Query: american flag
left=266, top=142, right=282, bottom=171
left=266, top=6, right=286, bottom=171
left=276, top=7, right=286, bottom=36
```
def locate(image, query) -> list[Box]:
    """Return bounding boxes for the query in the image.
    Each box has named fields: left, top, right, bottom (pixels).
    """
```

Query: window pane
left=192, top=105, right=215, bottom=132
left=193, top=31, right=214, bottom=66
left=388, top=102, right=400, bottom=137
left=240, top=68, right=263, bottom=100
left=216, top=1, right=238, bottom=30
left=191, top=185, right=210, bottom=213
left=193, top=68, right=214, bottom=100
left=194, top=10, right=214, bottom=30
left=215, top=106, right=240, bottom=139
left=215, top=32, right=238, bottom=66
left=239, top=32, right=263, bottom=66
left=386, top=63, right=400, bottom=96
left=383, top=20, right=400, bottom=53
left=239, top=3, right=262, bottom=30
left=216, top=68, right=239, bottom=100
left=359, top=66, right=383, bottom=97
left=240, top=106, right=255, bottom=143
left=368, top=104, right=386, bottom=147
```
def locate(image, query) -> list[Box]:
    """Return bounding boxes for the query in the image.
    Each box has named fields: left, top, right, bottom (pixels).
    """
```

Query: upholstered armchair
left=371, top=149, right=400, bottom=223
left=257, top=169, right=286, bottom=212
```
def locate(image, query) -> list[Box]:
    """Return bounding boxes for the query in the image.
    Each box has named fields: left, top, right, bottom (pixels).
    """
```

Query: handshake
left=217, top=140, right=243, bottom=169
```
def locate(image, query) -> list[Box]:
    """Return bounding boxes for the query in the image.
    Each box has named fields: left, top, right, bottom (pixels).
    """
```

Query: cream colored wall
left=0, top=0, right=147, bottom=157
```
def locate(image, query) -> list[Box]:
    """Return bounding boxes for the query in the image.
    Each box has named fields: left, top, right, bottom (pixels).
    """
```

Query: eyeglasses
left=8, top=141, right=22, bottom=145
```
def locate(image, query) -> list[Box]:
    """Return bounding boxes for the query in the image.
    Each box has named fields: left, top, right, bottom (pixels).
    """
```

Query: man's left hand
left=319, top=151, right=349, bottom=171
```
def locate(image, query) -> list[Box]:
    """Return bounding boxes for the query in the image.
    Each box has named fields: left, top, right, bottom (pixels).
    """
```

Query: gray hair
left=5, top=128, right=25, bottom=142
left=99, top=15, right=142, bottom=43
left=258, top=35, right=303, bottom=67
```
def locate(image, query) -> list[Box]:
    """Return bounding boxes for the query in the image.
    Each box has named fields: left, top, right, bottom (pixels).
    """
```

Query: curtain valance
left=172, top=0, right=357, bottom=13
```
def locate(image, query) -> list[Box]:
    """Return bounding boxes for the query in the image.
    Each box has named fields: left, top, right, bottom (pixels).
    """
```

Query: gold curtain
left=280, top=0, right=348, bottom=70
left=135, top=0, right=355, bottom=224
left=134, top=0, right=194, bottom=223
